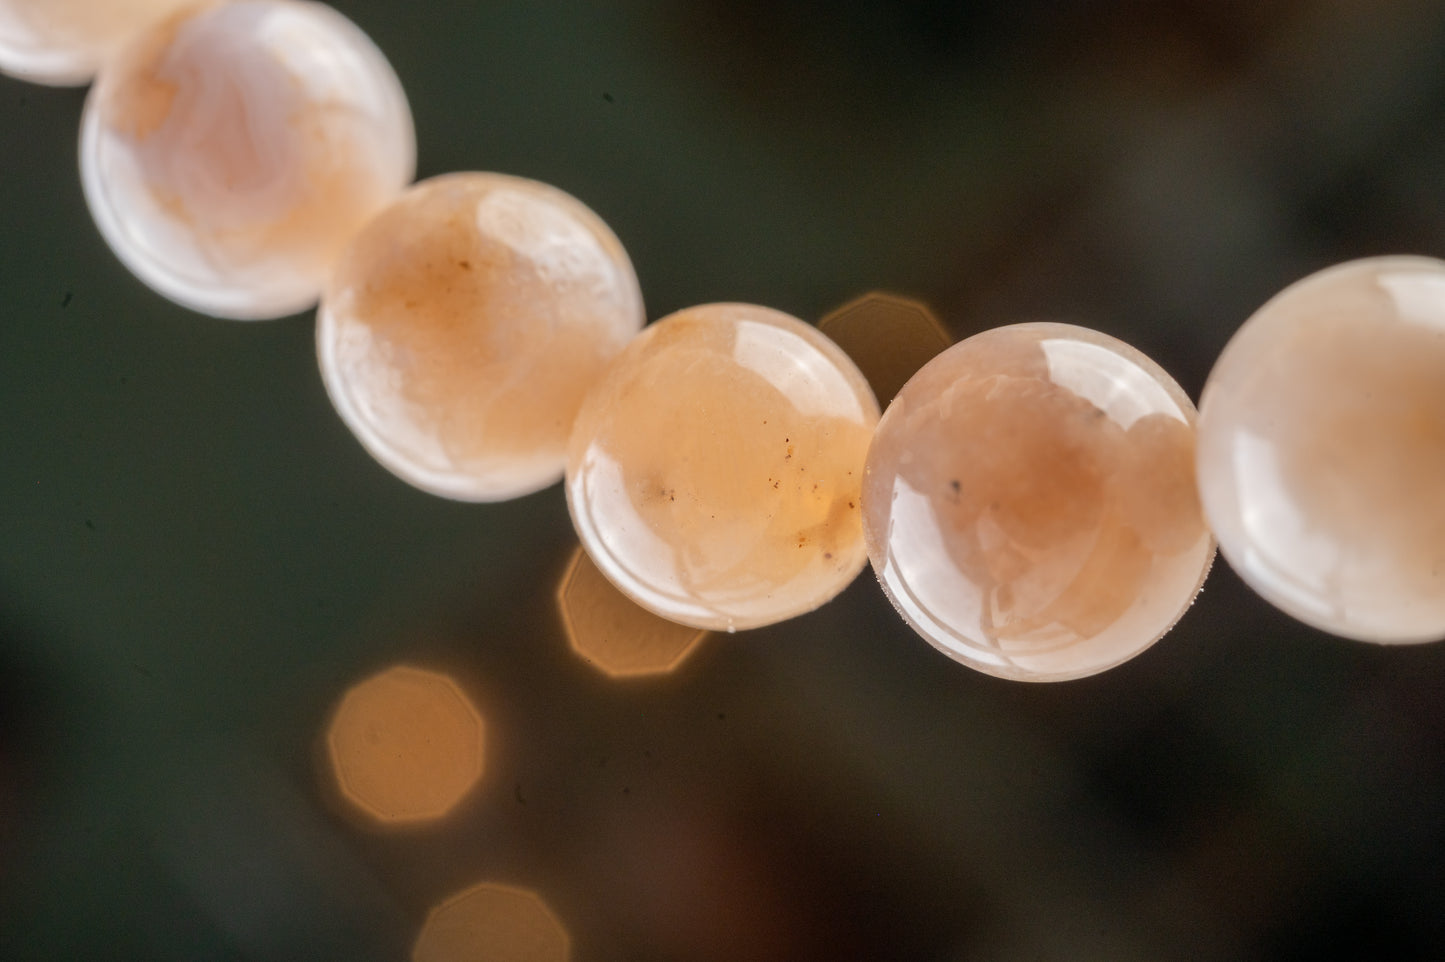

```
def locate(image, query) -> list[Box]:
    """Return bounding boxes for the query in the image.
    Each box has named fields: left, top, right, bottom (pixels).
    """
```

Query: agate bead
left=862, top=323, right=1214, bottom=681
left=566, top=304, right=879, bottom=632
left=79, top=1, right=414, bottom=319
left=0, top=0, right=193, bottom=86
left=1197, top=256, right=1445, bottom=644
left=317, top=173, right=645, bottom=501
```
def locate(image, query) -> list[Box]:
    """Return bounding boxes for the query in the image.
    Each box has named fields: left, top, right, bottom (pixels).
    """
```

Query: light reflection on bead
left=317, top=173, right=645, bottom=501
left=0, top=0, right=193, bottom=86
left=862, top=323, right=1214, bottom=682
left=567, top=304, right=879, bottom=632
left=79, top=1, right=414, bottom=319
left=1197, top=256, right=1445, bottom=644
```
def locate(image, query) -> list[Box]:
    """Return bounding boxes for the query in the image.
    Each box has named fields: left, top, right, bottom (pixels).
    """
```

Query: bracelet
left=5, top=2, right=1443, bottom=957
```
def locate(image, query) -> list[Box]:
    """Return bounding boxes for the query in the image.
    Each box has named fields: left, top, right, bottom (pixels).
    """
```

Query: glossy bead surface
left=80, top=1, right=414, bottom=319
left=1197, top=256, right=1445, bottom=643
left=567, top=304, right=879, bottom=632
left=862, top=323, right=1213, bottom=681
left=318, top=173, right=644, bottom=501
left=0, top=0, right=193, bottom=86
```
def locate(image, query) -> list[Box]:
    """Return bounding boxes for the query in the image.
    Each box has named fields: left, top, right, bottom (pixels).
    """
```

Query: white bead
left=79, top=1, right=414, bottom=319
left=1197, top=256, right=1445, bottom=643
left=0, top=0, right=193, bottom=86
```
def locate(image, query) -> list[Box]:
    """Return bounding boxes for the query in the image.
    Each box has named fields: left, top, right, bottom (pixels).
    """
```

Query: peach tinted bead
left=862, top=323, right=1214, bottom=681
left=317, top=173, right=645, bottom=501
left=79, top=1, right=414, bottom=319
left=1197, top=257, right=1445, bottom=643
left=567, top=304, right=879, bottom=632
left=0, top=0, right=193, bottom=85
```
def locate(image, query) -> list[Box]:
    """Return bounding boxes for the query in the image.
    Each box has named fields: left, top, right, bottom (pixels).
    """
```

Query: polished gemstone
left=1197, top=256, right=1445, bottom=643
left=862, top=322, right=1213, bottom=681
left=80, top=1, right=414, bottom=319
left=318, top=173, right=644, bottom=501
left=567, top=304, right=880, bottom=632
left=0, top=0, right=193, bottom=85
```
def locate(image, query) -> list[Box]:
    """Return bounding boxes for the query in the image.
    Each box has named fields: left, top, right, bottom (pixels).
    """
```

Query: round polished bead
left=317, top=173, right=645, bottom=501
left=566, top=304, right=880, bottom=632
left=1197, top=256, right=1445, bottom=643
left=80, top=1, right=414, bottom=319
left=862, top=323, right=1214, bottom=681
left=0, top=0, right=193, bottom=86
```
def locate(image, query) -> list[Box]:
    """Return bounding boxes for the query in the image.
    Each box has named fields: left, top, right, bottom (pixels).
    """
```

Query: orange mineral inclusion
left=862, top=322, right=1214, bottom=681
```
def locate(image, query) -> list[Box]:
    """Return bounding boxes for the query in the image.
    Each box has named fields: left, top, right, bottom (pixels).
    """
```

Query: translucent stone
left=862, top=322, right=1214, bottom=681
left=566, top=304, right=880, bottom=632
left=0, top=0, right=193, bottom=86
left=317, top=173, right=645, bottom=501
left=79, top=1, right=414, bottom=319
left=1197, top=256, right=1445, bottom=643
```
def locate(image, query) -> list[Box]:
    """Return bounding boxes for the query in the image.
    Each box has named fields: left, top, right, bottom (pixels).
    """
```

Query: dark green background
left=4, top=1, right=1445, bottom=959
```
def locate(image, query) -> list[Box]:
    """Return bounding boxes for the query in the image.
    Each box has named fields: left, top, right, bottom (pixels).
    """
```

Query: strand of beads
left=4, top=0, right=1441, bottom=691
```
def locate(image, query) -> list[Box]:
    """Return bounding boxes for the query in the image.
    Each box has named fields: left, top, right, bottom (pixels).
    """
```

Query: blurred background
left=4, top=0, right=1445, bottom=959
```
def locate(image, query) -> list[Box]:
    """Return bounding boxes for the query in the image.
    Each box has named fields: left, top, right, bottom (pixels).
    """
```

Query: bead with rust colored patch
left=567, top=304, right=879, bottom=632
left=863, top=322, right=1213, bottom=681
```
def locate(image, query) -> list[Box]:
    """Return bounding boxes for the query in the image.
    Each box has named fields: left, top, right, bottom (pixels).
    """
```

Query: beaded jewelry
left=4, top=3, right=1445, bottom=954
left=4, top=0, right=1441, bottom=677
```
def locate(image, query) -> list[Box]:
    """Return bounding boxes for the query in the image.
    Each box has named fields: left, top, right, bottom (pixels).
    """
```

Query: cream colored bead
left=862, top=323, right=1214, bottom=681
left=0, top=0, right=194, bottom=86
left=567, top=304, right=879, bottom=632
left=79, top=1, right=414, bottom=319
left=1197, top=256, right=1445, bottom=643
left=318, top=173, right=645, bottom=501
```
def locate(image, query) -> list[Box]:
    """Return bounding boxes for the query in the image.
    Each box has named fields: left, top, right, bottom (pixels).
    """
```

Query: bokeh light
left=413, top=881, right=569, bottom=962
left=817, top=292, right=953, bottom=407
left=557, top=546, right=709, bottom=678
left=325, top=665, right=485, bottom=825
